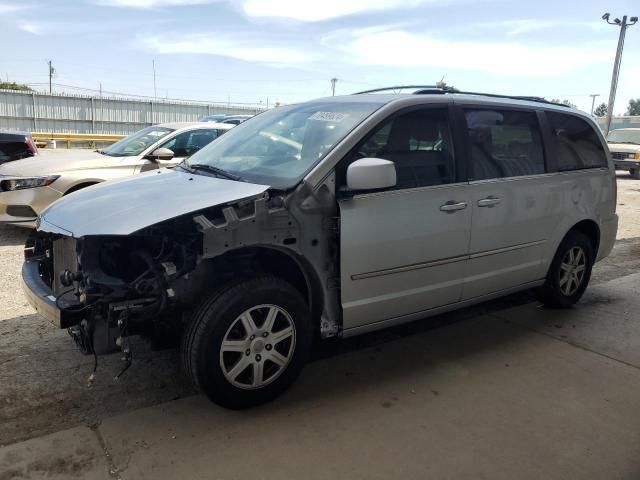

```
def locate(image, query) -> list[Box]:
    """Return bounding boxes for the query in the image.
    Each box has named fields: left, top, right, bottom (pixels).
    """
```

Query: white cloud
left=0, top=2, right=29, bottom=14
left=328, top=28, right=610, bottom=77
left=141, top=33, right=313, bottom=65
left=18, top=21, right=45, bottom=35
left=479, top=19, right=560, bottom=36
left=96, top=0, right=218, bottom=7
left=478, top=19, right=614, bottom=36
left=242, top=0, right=435, bottom=22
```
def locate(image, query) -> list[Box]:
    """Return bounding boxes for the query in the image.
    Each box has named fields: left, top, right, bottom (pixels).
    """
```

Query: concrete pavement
left=2, top=273, right=640, bottom=480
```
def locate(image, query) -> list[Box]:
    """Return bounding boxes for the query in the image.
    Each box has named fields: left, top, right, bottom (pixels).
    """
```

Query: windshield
left=607, top=129, right=640, bottom=145
left=184, top=101, right=382, bottom=189
left=102, top=126, right=173, bottom=156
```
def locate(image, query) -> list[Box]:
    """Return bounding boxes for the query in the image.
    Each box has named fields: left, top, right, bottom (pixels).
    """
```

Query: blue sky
left=1, top=0, right=639, bottom=113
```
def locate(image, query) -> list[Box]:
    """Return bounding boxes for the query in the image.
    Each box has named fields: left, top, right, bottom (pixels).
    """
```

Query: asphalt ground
left=0, top=172, right=639, bottom=479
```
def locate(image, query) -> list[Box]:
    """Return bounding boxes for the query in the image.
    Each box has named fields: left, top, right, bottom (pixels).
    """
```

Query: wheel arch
left=201, top=245, right=325, bottom=330
left=567, top=219, right=600, bottom=257
left=64, top=180, right=101, bottom=195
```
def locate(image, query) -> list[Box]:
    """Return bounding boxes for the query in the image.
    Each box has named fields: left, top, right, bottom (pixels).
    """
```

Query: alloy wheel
left=219, top=304, right=296, bottom=390
left=559, top=246, right=587, bottom=296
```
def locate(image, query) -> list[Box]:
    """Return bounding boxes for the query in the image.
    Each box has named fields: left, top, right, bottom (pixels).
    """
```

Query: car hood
left=38, top=169, right=270, bottom=237
left=607, top=143, right=640, bottom=153
left=0, top=150, right=124, bottom=176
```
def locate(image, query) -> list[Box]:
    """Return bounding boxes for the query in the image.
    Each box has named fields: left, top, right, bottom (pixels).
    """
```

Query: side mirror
left=346, top=158, right=396, bottom=191
left=146, top=147, right=175, bottom=161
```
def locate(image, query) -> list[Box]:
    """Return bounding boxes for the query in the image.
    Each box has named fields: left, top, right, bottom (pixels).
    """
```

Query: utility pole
left=602, top=13, right=637, bottom=135
left=589, top=94, right=600, bottom=115
left=152, top=60, right=157, bottom=99
left=330, top=78, right=338, bottom=96
left=98, top=81, right=103, bottom=133
left=47, top=60, right=55, bottom=94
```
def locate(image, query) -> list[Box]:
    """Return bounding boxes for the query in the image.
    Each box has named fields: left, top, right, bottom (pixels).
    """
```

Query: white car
left=23, top=86, right=618, bottom=409
left=0, top=122, right=232, bottom=225
left=606, top=128, right=640, bottom=178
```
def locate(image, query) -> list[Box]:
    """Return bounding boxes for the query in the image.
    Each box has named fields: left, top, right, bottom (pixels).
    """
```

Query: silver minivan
left=22, top=87, right=618, bottom=408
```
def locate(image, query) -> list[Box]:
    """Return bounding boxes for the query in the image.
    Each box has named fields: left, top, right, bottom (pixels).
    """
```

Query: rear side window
left=464, top=109, right=545, bottom=180
left=546, top=112, right=607, bottom=171
left=160, top=129, right=218, bottom=157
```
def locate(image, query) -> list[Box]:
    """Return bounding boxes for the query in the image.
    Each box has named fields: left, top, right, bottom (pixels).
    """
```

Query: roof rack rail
left=352, top=85, right=457, bottom=95
left=352, top=85, right=571, bottom=108
left=452, top=90, right=571, bottom=108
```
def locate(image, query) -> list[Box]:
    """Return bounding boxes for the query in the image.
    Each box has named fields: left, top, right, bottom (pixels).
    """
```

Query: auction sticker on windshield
left=309, top=112, right=347, bottom=122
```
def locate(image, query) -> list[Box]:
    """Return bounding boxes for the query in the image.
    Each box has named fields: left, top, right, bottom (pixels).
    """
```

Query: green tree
left=0, top=81, right=32, bottom=91
left=550, top=98, right=577, bottom=108
left=594, top=102, right=608, bottom=117
left=627, top=99, right=640, bottom=116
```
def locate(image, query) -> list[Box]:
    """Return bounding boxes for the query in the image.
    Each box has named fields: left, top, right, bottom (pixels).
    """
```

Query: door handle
left=477, top=196, right=502, bottom=207
left=440, top=201, right=468, bottom=213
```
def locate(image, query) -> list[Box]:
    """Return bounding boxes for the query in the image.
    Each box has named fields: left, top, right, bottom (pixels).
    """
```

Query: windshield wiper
left=188, top=163, right=244, bottom=182
left=608, top=140, right=640, bottom=145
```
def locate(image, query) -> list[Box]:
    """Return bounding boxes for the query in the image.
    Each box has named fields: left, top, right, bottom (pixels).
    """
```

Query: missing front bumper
left=21, top=259, right=82, bottom=328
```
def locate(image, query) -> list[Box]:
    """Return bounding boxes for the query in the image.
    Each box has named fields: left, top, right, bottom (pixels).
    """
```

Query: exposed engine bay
left=24, top=183, right=340, bottom=378
left=28, top=217, right=200, bottom=363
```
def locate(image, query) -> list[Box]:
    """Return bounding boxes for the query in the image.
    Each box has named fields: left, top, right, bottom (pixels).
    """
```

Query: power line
left=25, top=82, right=267, bottom=107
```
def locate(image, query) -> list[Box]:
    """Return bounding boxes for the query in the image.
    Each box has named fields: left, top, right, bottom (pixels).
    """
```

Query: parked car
left=606, top=128, right=640, bottom=178
left=23, top=87, right=617, bottom=409
left=201, top=114, right=227, bottom=122
left=0, top=130, right=38, bottom=164
left=201, top=114, right=254, bottom=125
left=219, top=115, right=254, bottom=125
left=0, top=122, right=232, bottom=225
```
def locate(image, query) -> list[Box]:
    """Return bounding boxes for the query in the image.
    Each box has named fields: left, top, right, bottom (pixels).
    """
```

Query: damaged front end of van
left=22, top=169, right=338, bottom=371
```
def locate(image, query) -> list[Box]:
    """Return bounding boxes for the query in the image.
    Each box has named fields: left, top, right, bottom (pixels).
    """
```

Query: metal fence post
left=150, top=101, right=154, bottom=125
left=31, top=92, right=38, bottom=132
left=91, top=97, right=96, bottom=134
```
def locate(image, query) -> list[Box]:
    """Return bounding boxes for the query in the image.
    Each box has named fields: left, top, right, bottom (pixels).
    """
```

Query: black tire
left=630, top=168, right=640, bottom=180
left=182, top=276, right=312, bottom=409
left=537, top=231, right=594, bottom=308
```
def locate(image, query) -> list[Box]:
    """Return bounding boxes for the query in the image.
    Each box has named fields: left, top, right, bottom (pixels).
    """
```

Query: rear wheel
left=182, top=276, right=312, bottom=409
left=537, top=231, right=594, bottom=308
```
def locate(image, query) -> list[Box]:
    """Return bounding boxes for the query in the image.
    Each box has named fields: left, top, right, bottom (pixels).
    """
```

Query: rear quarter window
left=546, top=112, right=607, bottom=171
left=464, top=108, right=545, bottom=180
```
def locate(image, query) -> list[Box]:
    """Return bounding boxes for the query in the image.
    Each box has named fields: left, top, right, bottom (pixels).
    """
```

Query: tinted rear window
left=0, top=139, right=32, bottom=162
left=464, top=109, right=545, bottom=180
left=546, top=112, right=607, bottom=171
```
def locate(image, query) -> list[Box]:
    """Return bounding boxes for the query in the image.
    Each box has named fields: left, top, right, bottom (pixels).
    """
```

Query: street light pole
left=589, top=94, right=599, bottom=115
left=602, top=13, right=637, bottom=135
left=330, top=78, right=338, bottom=96
left=152, top=60, right=157, bottom=99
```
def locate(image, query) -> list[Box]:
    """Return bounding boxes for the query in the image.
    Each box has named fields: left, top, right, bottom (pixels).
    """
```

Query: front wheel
left=537, top=231, right=594, bottom=308
left=182, top=276, right=312, bottom=409
left=630, top=168, right=640, bottom=179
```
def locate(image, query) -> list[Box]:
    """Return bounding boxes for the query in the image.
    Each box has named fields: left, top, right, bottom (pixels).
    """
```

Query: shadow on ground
left=0, top=224, right=30, bottom=248
left=0, top=288, right=537, bottom=447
